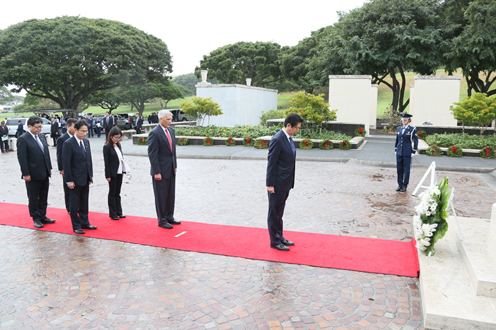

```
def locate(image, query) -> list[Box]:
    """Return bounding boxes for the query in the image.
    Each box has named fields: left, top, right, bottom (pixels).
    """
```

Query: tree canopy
left=311, top=0, right=443, bottom=113
left=0, top=16, right=172, bottom=116
left=444, top=0, right=496, bottom=96
left=195, top=41, right=284, bottom=87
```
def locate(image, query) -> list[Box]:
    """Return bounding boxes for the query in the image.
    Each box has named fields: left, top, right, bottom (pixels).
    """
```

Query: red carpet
left=0, top=202, right=419, bottom=277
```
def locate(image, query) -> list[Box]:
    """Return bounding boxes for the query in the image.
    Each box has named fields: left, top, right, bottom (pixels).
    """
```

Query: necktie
left=165, top=129, right=173, bottom=152
left=80, top=141, right=86, bottom=158
left=289, top=137, right=296, bottom=157
left=35, top=135, right=44, bottom=152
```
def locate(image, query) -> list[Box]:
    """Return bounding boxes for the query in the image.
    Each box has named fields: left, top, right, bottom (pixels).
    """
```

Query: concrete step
left=451, top=206, right=496, bottom=298
left=417, top=215, right=496, bottom=330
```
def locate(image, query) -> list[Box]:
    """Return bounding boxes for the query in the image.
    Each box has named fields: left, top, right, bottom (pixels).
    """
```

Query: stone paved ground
left=0, top=144, right=494, bottom=329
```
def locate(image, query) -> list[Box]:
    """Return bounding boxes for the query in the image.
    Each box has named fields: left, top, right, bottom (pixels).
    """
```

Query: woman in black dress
left=103, top=126, right=128, bottom=220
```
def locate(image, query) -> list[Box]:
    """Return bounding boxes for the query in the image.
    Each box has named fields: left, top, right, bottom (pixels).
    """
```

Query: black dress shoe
left=41, top=218, right=55, bottom=224
left=34, top=220, right=44, bottom=228
left=396, top=186, right=402, bottom=191
left=74, top=229, right=85, bottom=234
left=82, top=225, right=97, bottom=230
left=110, top=216, right=119, bottom=220
left=281, top=239, right=295, bottom=246
left=270, top=244, right=290, bottom=251
left=399, top=187, right=406, bottom=192
left=118, top=215, right=126, bottom=218
left=158, top=223, right=173, bottom=229
left=168, top=219, right=181, bottom=225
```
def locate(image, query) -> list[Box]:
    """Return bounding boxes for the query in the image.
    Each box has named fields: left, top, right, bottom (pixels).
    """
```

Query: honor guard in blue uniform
left=395, top=113, right=418, bottom=192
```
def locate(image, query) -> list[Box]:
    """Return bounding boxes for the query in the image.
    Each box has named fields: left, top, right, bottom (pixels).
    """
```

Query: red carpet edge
left=0, top=202, right=419, bottom=277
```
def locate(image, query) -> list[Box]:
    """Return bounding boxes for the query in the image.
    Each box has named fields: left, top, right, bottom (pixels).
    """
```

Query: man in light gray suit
left=147, top=110, right=180, bottom=229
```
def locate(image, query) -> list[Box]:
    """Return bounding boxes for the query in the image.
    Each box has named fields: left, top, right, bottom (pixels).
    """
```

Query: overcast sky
left=1, top=0, right=367, bottom=77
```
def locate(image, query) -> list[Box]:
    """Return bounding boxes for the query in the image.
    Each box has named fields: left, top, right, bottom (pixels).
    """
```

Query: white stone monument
left=369, top=84, right=378, bottom=129
left=410, top=76, right=462, bottom=126
left=329, top=75, right=373, bottom=134
left=195, top=72, right=277, bottom=127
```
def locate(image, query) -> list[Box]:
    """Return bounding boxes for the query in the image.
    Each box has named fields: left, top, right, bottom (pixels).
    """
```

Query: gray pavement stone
left=1, top=134, right=495, bottom=329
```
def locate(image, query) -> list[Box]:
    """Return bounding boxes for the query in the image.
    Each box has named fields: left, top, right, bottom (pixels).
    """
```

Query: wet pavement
left=1, top=135, right=495, bottom=329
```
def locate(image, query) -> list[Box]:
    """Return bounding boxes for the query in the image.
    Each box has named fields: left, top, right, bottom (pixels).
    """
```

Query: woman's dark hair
left=106, top=126, right=122, bottom=147
left=27, top=116, right=43, bottom=127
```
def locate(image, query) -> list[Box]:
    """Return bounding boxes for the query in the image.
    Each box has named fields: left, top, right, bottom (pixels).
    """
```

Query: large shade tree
left=312, top=0, right=443, bottom=113
left=444, top=0, right=496, bottom=96
left=195, top=41, right=285, bottom=87
left=0, top=16, right=172, bottom=117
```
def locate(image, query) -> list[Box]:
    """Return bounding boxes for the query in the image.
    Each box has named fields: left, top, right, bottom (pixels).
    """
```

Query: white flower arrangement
left=414, top=177, right=450, bottom=256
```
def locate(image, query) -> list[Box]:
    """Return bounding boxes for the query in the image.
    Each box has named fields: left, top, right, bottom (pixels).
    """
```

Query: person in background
left=16, top=116, right=56, bottom=228
left=94, top=116, right=102, bottom=138
left=60, top=117, right=67, bottom=134
left=57, top=118, right=77, bottom=214
left=135, top=114, right=143, bottom=134
left=50, top=117, right=60, bottom=147
left=0, top=121, right=9, bottom=153
left=16, top=119, right=24, bottom=138
left=86, top=114, right=94, bottom=138
left=103, top=126, right=128, bottom=220
left=395, top=113, right=418, bottom=192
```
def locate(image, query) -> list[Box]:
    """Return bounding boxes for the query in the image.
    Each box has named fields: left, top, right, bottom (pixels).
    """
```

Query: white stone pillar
left=370, top=84, right=378, bottom=131
left=411, top=76, right=461, bottom=126
left=409, top=84, right=415, bottom=116
left=329, top=75, right=372, bottom=134
left=246, top=78, right=252, bottom=86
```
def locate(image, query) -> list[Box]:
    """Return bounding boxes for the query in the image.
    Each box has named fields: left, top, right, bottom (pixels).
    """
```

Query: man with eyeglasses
left=16, top=116, right=56, bottom=228
left=63, top=119, right=97, bottom=234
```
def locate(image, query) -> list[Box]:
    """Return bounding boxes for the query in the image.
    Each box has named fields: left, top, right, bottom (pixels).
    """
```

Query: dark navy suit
left=56, top=133, right=72, bottom=212
left=63, top=136, right=93, bottom=231
left=86, top=117, right=94, bottom=138
left=148, top=125, right=177, bottom=225
left=17, top=132, right=52, bottom=223
left=266, top=129, right=296, bottom=246
left=395, top=125, right=418, bottom=189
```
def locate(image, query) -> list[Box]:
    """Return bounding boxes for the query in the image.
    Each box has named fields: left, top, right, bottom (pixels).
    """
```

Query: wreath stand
left=412, top=161, right=464, bottom=241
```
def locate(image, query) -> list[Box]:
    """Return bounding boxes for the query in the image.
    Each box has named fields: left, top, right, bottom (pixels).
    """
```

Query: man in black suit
left=16, top=116, right=56, bottom=228
left=266, top=113, right=303, bottom=251
left=16, top=120, right=24, bottom=138
left=148, top=110, right=179, bottom=229
left=50, top=117, right=60, bottom=146
left=135, top=114, right=143, bottom=134
left=0, top=121, right=9, bottom=153
left=103, top=112, right=114, bottom=139
left=63, top=119, right=97, bottom=234
left=56, top=118, right=77, bottom=214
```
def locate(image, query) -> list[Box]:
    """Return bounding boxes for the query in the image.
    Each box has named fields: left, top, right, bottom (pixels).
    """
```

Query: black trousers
left=69, top=183, right=91, bottom=231
left=136, top=128, right=142, bottom=134
left=25, top=178, right=49, bottom=222
left=267, top=189, right=290, bottom=246
left=152, top=174, right=176, bottom=225
left=396, top=155, right=412, bottom=188
left=62, top=175, right=70, bottom=212
left=1, top=139, right=8, bottom=152
left=108, top=174, right=123, bottom=218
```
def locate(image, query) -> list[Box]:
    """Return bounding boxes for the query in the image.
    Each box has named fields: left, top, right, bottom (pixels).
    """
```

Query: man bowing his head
left=266, top=113, right=303, bottom=251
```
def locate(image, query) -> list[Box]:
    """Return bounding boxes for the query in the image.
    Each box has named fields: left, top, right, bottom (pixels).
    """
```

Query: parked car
left=6, top=117, right=51, bottom=137
left=169, top=109, right=194, bottom=122
left=114, top=115, right=133, bottom=130
left=115, top=113, right=137, bottom=128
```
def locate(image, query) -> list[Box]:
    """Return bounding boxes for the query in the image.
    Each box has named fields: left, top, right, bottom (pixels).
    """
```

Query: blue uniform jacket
left=395, top=125, right=418, bottom=156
